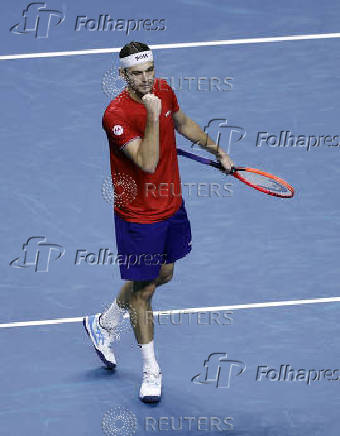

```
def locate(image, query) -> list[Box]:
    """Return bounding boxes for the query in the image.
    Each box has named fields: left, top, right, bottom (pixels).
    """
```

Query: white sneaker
left=139, top=368, right=162, bottom=403
left=83, top=313, right=116, bottom=369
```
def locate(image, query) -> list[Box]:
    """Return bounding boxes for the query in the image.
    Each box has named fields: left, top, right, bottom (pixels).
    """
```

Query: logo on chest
left=112, top=125, right=124, bottom=136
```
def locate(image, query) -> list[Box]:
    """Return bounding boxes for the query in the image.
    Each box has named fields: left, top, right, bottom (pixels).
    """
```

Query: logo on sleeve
left=113, top=125, right=124, bottom=136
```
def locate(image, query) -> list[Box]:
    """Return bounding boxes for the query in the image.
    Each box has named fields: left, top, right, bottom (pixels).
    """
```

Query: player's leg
left=128, top=279, right=156, bottom=345
left=97, top=262, right=173, bottom=370
left=99, top=280, right=133, bottom=331
left=114, top=262, right=174, bottom=311
left=122, top=263, right=174, bottom=346
left=121, top=264, right=174, bottom=365
left=101, top=262, right=174, bottom=346
left=153, top=262, right=174, bottom=288
left=127, top=278, right=161, bottom=403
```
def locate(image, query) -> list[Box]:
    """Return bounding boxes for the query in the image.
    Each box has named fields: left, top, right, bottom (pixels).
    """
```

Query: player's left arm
left=173, top=108, right=234, bottom=172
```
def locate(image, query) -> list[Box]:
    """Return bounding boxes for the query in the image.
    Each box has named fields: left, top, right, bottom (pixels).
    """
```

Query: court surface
left=1, top=0, right=340, bottom=435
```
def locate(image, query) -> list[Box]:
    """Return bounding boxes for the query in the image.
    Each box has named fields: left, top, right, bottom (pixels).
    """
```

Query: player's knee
left=160, top=270, right=173, bottom=284
left=142, top=286, right=156, bottom=300
left=132, top=281, right=155, bottom=301
left=156, top=265, right=174, bottom=286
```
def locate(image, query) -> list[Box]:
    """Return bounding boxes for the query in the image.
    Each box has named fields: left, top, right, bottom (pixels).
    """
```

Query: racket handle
left=177, top=147, right=239, bottom=173
left=209, top=160, right=238, bottom=174
left=209, top=160, right=223, bottom=170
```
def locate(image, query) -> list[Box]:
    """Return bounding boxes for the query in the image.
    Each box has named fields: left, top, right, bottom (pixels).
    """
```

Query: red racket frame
left=231, top=167, right=295, bottom=198
left=176, top=147, right=295, bottom=198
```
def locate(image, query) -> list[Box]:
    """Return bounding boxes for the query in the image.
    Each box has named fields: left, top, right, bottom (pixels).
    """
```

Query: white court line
left=0, top=296, right=339, bottom=329
left=1, top=32, right=340, bottom=60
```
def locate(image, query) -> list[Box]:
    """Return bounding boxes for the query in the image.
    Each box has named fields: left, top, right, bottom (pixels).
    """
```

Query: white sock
left=100, top=299, right=123, bottom=332
left=139, top=341, right=159, bottom=373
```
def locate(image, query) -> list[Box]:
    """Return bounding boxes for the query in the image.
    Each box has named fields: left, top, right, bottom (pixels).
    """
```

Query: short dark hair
left=119, top=41, right=150, bottom=58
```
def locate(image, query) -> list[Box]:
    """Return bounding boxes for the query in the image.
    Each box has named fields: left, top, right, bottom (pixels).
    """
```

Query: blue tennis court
left=1, top=0, right=340, bottom=435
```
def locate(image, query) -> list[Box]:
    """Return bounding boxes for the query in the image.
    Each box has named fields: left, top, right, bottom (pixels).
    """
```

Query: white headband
left=120, top=50, right=153, bottom=68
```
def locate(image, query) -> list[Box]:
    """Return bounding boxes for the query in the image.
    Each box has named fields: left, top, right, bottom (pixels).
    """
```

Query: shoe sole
left=83, top=317, right=116, bottom=370
left=139, top=373, right=162, bottom=403
left=140, top=395, right=162, bottom=403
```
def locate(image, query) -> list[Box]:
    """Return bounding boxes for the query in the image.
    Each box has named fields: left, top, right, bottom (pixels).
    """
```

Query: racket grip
left=209, top=161, right=237, bottom=174
left=209, top=161, right=224, bottom=170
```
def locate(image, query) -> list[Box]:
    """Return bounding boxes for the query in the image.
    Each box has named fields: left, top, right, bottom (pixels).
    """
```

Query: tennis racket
left=177, top=147, right=294, bottom=198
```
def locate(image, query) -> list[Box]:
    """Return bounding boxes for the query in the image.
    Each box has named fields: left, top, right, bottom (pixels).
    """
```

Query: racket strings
left=235, top=170, right=293, bottom=196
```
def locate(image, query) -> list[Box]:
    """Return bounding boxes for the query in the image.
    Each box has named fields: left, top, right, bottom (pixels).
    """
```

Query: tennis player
left=84, top=41, right=233, bottom=402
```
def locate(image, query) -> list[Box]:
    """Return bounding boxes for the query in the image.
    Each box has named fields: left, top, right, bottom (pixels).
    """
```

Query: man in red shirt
left=84, top=42, right=233, bottom=402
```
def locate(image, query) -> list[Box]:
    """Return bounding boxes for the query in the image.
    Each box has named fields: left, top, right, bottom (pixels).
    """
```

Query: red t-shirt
left=102, top=78, right=182, bottom=223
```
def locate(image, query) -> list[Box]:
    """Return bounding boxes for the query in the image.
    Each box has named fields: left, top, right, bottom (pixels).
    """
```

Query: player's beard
left=134, top=79, right=154, bottom=97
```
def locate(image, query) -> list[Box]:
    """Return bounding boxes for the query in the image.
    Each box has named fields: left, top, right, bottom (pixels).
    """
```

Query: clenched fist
left=142, top=94, right=162, bottom=121
left=217, top=150, right=234, bottom=174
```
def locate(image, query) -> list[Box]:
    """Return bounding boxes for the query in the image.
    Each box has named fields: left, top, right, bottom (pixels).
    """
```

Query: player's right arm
left=123, top=94, right=161, bottom=174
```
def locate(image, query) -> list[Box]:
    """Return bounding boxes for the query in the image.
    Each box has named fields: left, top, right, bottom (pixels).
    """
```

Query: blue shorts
left=114, top=199, right=192, bottom=281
